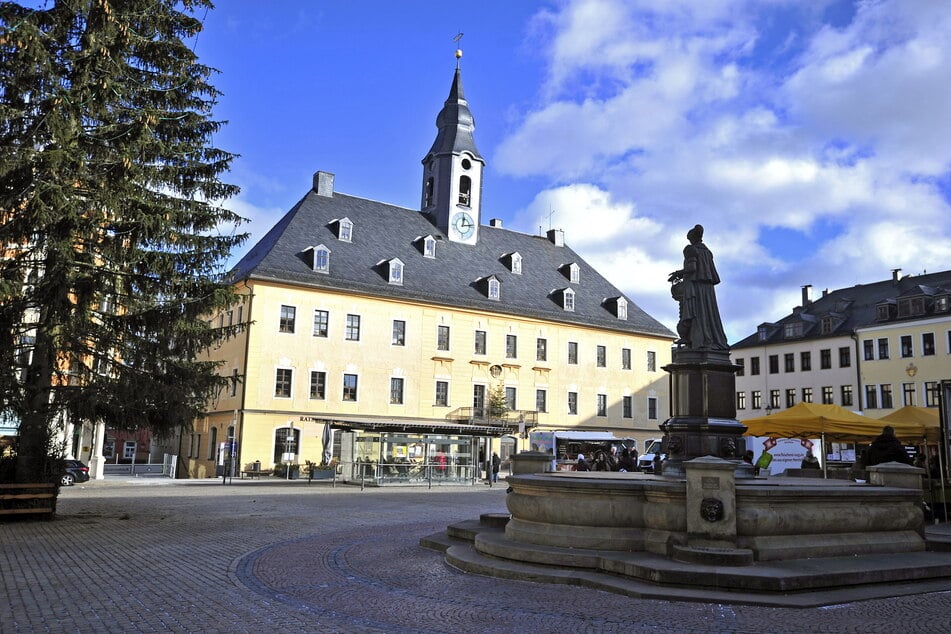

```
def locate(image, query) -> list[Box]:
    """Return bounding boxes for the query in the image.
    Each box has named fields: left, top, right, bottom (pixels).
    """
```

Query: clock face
left=451, top=211, right=475, bottom=240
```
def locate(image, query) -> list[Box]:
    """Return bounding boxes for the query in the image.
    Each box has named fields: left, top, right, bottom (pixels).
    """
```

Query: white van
left=637, top=438, right=664, bottom=472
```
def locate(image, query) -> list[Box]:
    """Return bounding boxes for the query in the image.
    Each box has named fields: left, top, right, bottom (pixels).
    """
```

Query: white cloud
left=496, top=0, right=951, bottom=341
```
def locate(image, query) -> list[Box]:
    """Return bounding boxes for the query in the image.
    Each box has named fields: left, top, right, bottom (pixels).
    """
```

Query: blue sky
left=190, top=0, right=951, bottom=342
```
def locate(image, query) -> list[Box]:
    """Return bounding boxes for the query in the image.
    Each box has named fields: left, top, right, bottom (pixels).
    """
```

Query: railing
left=447, top=407, right=538, bottom=429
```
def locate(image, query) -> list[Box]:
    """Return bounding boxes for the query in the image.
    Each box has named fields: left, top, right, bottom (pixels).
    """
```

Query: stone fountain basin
left=504, top=472, right=924, bottom=561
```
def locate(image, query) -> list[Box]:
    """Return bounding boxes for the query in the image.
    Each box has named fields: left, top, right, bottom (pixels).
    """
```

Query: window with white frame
left=345, top=314, right=361, bottom=341
left=338, top=218, right=353, bottom=242
left=488, top=277, right=500, bottom=300
left=279, top=305, right=296, bottom=333
left=505, top=334, right=517, bottom=359
left=923, top=332, right=935, bottom=356
left=648, top=396, right=658, bottom=419
left=621, top=348, right=631, bottom=370
left=313, top=310, right=329, bottom=337
left=535, top=389, right=547, bottom=413
left=563, top=288, right=575, bottom=311
left=622, top=396, right=632, bottom=418
left=423, top=236, right=436, bottom=258
left=342, top=373, right=358, bottom=401
left=275, top=368, right=293, bottom=398
left=505, top=387, right=517, bottom=411
left=596, top=394, right=607, bottom=417
left=310, top=371, right=326, bottom=399
left=437, top=325, right=450, bottom=351
left=435, top=381, right=449, bottom=407
left=313, top=246, right=330, bottom=273
left=567, top=391, right=578, bottom=415
left=511, top=252, right=522, bottom=274
left=392, top=320, right=405, bottom=346
left=390, top=377, right=404, bottom=405
left=474, top=330, right=486, bottom=355
left=536, top=338, right=547, bottom=362
left=388, top=259, right=404, bottom=285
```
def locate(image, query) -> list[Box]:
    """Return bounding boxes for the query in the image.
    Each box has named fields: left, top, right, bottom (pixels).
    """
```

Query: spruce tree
left=0, top=1, right=245, bottom=482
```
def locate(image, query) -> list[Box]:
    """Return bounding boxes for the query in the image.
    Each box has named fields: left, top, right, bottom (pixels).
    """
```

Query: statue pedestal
left=661, top=349, right=753, bottom=478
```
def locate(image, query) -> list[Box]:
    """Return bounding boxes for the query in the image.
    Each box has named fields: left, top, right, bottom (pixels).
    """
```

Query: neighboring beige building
left=183, top=63, right=674, bottom=482
left=732, top=269, right=951, bottom=423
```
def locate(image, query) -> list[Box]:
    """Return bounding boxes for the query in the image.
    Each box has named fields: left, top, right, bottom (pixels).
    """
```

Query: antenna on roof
left=547, top=206, right=556, bottom=230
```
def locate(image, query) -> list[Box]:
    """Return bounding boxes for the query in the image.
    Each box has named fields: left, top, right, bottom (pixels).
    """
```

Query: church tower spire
left=421, top=47, right=485, bottom=244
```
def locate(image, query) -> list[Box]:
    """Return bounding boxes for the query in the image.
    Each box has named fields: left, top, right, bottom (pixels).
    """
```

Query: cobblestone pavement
left=3, top=478, right=951, bottom=633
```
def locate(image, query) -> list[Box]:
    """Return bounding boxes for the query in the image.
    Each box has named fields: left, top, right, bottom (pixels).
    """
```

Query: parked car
left=637, top=439, right=665, bottom=473
left=61, top=459, right=90, bottom=486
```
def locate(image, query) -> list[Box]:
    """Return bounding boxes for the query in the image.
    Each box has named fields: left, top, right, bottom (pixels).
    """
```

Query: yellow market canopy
left=879, top=406, right=941, bottom=443
left=742, top=402, right=931, bottom=443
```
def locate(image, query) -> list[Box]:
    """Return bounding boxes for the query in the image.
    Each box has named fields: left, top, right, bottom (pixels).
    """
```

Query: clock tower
left=421, top=50, right=484, bottom=245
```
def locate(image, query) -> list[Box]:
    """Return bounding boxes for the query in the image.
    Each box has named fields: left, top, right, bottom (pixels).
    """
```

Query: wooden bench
left=0, top=483, right=57, bottom=520
left=241, top=469, right=273, bottom=479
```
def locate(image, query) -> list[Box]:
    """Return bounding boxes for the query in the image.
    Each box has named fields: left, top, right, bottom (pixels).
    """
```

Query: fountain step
left=444, top=531, right=951, bottom=608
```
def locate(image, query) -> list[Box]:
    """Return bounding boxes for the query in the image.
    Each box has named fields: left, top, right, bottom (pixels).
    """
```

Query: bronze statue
left=668, top=224, right=728, bottom=350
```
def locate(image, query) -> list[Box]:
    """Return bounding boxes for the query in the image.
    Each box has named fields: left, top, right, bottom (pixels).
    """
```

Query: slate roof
left=229, top=188, right=674, bottom=339
left=731, top=270, right=951, bottom=349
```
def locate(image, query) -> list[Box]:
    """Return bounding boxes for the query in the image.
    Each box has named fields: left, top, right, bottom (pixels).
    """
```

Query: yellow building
left=184, top=64, right=674, bottom=482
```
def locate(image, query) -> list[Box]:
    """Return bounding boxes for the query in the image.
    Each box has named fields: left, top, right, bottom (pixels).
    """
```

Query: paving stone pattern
left=2, top=478, right=951, bottom=633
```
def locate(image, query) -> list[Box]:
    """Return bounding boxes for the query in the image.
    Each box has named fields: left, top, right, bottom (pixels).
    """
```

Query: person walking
left=491, top=452, right=501, bottom=483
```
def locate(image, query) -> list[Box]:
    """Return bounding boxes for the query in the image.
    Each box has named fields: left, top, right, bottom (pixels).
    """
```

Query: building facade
left=184, top=62, right=675, bottom=482
left=733, top=269, right=951, bottom=423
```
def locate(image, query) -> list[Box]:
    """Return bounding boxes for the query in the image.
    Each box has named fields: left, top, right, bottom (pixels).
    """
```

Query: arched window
left=338, top=218, right=353, bottom=242
left=488, top=278, right=500, bottom=300
left=388, top=259, right=404, bottom=285
left=308, top=245, right=330, bottom=273
left=274, top=427, right=299, bottom=465
left=563, top=288, right=575, bottom=312
left=208, top=427, right=218, bottom=460
left=424, top=177, right=434, bottom=208
left=458, top=175, right=471, bottom=206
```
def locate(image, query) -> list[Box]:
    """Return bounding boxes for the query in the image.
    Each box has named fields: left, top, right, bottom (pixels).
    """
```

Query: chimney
left=547, top=228, right=565, bottom=247
left=892, top=268, right=902, bottom=283
left=313, top=171, right=335, bottom=197
left=822, top=288, right=830, bottom=297
left=801, top=284, right=812, bottom=307
left=489, top=218, right=503, bottom=228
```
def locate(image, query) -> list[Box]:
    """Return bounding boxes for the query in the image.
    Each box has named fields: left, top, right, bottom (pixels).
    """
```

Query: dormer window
left=511, top=252, right=522, bottom=275
left=339, top=218, right=353, bottom=242
left=603, top=296, right=627, bottom=320
left=488, top=277, right=500, bottom=300
left=784, top=322, right=803, bottom=338
left=937, top=296, right=950, bottom=312
left=757, top=325, right=769, bottom=341
left=876, top=301, right=896, bottom=321
left=553, top=288, right=575, bottom=312
left=458, top=175, right=471, bottom=206
left=477, top=275, right=501, bottom=300
left=561, top=262, right=580, bottom=283
left=386, top=258, right=404, bottom=285
left=820, top=316, right=834, bottom=335
left=423, top=236, right=436, bottom=258
left=304, top=244, right=331, bottom=273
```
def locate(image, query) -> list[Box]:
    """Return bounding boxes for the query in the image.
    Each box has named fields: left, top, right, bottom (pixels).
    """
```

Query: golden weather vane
left=453, top=32, right=464, bottom=66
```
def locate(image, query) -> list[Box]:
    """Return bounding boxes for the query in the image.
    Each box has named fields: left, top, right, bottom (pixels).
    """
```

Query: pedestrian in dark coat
left=866, top=426, right=912, bottom=466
